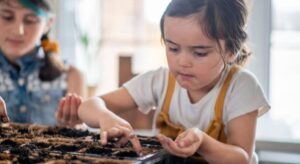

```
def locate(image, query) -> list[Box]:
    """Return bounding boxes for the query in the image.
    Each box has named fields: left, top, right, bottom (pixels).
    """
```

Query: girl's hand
left=77, top=97, right=142, bottom=155
left=0, top=97, right=9, bottom=123
left=99, top=113, right=142, bottom=155
left=157, top=127, right=204, bottom=158
left=56, top=94, right=83, bottom=127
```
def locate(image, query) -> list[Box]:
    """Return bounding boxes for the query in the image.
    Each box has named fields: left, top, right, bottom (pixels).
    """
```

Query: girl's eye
left=194, top=51, right=208, bottom=57
left=168, top=46, right=179, bottom=53
left=24, top=15, right=40, bottom=25
left=169, top=47, right=178, bottom=52
left=24, top=19, right=38, bottom=25
left=1, top=14, right=14, bottom=22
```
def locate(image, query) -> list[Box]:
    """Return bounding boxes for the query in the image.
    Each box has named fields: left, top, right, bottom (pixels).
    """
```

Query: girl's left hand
left=56, top=94, right=83, bottom=127
left=157, top=127, right=204, bottom=158
left=0, top=97, right=9, bottom=123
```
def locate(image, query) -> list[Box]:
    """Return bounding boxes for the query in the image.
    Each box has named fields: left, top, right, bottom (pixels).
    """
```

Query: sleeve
left=224, top=69, right=271, bottom=124
left=123, top=67, right=169, bottom=114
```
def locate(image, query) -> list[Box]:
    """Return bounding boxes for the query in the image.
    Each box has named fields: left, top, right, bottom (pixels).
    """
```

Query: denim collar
left=0, top=47, right=42, bottom=79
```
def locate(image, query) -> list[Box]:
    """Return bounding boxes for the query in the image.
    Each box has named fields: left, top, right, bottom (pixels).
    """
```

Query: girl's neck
left=3, top=55, right=21, bottom=71
left=0, top=48, right=36, bottom=69
left=187, top=72, right=223, bottom=104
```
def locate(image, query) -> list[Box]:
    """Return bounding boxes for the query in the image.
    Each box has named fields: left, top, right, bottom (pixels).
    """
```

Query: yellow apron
left=156, top=66, right=240, bottom=162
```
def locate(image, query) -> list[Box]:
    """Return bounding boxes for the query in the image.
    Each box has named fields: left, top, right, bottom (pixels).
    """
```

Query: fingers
left=101, top=126, right=123, bottom=145
left=118, top=127, right=142, bottom=154
left=100, top=130, right=108, bottom=145
left=175, top=131, right=193, bottom=148
left=157, top=131, right=202, bottom=158
left=157, top=134, right=182, bottom=156
left=56, top=94, right=82, bottom=127
left=177, top=128, right=203, bottom=148
left=69, top=94, right=83, bottom=126
left=56, top=97, right=65, bottom=123
left=129, top=134, right=142, bottom=155
left=0, top=97, right=9, bottom=123
left=62, top=94, right=71, bottom=123
left=116, top=126, right=132, bottom=145
left=100, top=125, right=142, bottom=155
left=69, top=95, right=78, bottom=124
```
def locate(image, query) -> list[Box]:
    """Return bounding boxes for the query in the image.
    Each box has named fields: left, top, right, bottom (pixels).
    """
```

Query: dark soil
left=0, top=123, right=163, bottom=163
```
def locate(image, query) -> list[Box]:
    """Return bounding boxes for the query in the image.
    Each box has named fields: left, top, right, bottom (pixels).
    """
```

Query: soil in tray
left=0, top=123, right=164, bottom=163
left=43, top=127, right=91, bottom=138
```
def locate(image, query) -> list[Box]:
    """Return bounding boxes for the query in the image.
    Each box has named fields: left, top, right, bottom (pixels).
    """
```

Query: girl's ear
left=43, top=15, right=55, bottom=34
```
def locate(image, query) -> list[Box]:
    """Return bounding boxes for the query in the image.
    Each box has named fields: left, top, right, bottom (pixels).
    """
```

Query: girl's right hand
left=0, top=97, right=9, bottom=123
left=56, top=94, right=83, bottom=127
left=78, top=97, right=142, bottom=155
left=99, top=112, right=142, bottom=155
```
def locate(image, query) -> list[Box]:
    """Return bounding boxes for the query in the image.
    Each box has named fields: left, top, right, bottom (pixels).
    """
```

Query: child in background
left=0, top=0, right=86, bottom=127
left=67, top=0, right=269, bottom=163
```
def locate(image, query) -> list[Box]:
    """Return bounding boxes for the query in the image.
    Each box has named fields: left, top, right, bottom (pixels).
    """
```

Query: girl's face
left=0, top=0, right=51, bottom=62
left=164, top=15, right=234, bottom=93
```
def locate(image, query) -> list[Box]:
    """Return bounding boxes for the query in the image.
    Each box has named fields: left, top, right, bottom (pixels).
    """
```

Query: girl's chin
left=177, top=81, right=192, bottom=89
left=2, top=48, right=29, bottom=57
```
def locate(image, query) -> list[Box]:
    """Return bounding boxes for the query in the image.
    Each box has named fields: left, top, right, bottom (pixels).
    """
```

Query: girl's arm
left=66, top=65, right=87, bottom=98
left=78, top=87, right=138, bottom=127
left=78, top=87, right=142, bottom=153
left=199, top=110, right=258, bottom=163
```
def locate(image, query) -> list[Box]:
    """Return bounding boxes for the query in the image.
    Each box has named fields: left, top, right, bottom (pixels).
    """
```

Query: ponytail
left=39, top=34, right=65, bottom=81
left=234, top=44, right=252, bottom=67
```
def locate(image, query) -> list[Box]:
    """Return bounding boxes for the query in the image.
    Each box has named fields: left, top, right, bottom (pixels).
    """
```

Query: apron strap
left=214, top=65, right=240, bottom=121
left=161, top=73, right=176, bottom=118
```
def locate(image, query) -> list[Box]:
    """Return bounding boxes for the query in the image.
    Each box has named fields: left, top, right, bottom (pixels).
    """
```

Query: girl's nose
left=19, top=23, right=25, bottom=35
left=178, top=53, right=192, bottom=67
left=12, top=22, right=25, bottom=36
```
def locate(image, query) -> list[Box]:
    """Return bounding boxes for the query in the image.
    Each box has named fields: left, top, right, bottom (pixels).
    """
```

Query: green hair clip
left=19, top=0, right=48, bottom=18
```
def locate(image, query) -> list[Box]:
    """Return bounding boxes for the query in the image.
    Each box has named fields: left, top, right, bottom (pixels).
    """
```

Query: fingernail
left=129, top=132, right=135, bottom=139
left=179, top=141, right=184, bottom=147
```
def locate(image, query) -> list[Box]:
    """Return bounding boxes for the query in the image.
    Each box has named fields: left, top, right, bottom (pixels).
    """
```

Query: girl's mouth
left=178, top=72, right=194, bottom=80
left=6, top=38, right=24, bottom=46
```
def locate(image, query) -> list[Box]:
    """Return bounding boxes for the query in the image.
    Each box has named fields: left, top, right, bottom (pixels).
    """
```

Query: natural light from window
left=144, top=0, right=171, bottom=25
left=269, top=0, right=300, bottom=140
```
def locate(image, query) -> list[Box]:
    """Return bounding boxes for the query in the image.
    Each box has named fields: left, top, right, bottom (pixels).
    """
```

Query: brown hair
left=39, top=33, right=65, bottom=81
left=26, top=0, right=65, bottom=81
left=160, top=0, right=251, bottom=66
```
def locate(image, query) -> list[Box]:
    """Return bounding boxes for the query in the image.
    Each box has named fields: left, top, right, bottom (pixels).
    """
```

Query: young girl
left=0, top=0, right=86, bottom=127
left=75, top=0, right=269, bottom=163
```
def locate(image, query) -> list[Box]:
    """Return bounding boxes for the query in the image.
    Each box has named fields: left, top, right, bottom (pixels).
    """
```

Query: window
left=253, top=0, right=300, bottom=141
left=269, top=0, right=300, bottom=140
left=246, top=0, right=300, bottom=142
left=56, top=0, right=101, bottom=87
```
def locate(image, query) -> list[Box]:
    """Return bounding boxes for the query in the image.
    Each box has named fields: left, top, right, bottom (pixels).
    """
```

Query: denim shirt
left=0, top=48, right=67, bottom=125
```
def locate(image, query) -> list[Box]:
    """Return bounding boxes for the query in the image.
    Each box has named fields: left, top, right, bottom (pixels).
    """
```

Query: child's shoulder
left=233, top=67, right=261, bottom=86
left=125, top=67, right=170, bottom=89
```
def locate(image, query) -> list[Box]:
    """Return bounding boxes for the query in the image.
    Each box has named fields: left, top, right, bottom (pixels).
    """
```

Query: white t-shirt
left=123, top=66, right=270, bottom=133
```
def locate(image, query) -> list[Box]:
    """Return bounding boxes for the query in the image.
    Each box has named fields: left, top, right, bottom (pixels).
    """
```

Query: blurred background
left=51, top=0, right=300, bottom=163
